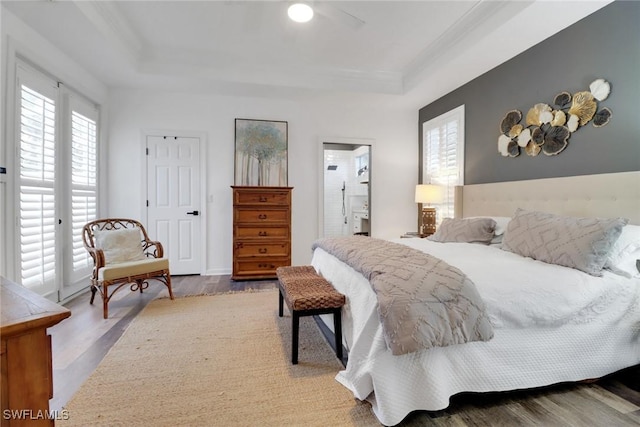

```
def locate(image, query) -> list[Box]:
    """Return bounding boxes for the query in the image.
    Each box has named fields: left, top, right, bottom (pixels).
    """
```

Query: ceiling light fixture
left=288, top=3, right=314, bottom=23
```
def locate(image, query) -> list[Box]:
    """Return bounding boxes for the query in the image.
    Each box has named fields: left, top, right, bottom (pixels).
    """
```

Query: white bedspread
left=399, top=239, right=640, bottom=328
left=311, top=239, right=640, bottom=426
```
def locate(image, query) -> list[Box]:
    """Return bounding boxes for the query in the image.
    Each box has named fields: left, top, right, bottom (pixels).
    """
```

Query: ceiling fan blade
left=313, top=2, right=365, bottom=30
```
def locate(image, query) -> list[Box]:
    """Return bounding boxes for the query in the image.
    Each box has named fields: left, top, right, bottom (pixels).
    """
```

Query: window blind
left=14, top=61, right=101, bottom=299
left=19, top=84, right=57, bottom=289
left=422, top=105, right=465, bottom=222
left=70, top=110, right=97, bottom=273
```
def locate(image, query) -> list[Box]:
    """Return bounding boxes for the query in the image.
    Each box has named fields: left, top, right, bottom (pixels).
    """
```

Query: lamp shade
left=415, top=184, right=444, bottom=204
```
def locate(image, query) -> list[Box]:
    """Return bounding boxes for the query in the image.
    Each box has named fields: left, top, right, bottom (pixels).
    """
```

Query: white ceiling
left=2, top=0, right=611, bottom=108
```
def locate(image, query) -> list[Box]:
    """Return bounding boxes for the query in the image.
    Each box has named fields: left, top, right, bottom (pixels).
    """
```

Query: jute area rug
left=58, top=290, right=380, bottom=426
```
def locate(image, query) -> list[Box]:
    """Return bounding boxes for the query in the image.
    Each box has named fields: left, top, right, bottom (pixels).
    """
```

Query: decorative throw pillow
left=501, top=208, right=628, bottom=276
left=94, top=228, right=146, bottom=265
left=604, top=224, right=640, bottom=277
left=467, top=216, right=512, bottom=246
left=427, top=217, right=496, bottom=244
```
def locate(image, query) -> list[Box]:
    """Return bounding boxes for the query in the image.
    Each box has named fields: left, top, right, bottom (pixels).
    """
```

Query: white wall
left=108, top=89, right=417, bottom=275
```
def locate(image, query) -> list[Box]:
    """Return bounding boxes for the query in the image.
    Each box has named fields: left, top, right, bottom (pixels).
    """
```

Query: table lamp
left=415, top=184, right=444, bottom=236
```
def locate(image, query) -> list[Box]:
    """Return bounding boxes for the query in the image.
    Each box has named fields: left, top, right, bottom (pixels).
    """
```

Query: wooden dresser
left=1, top=277, right=71, bottom=426
left=232, top=186, right=293, bottom=280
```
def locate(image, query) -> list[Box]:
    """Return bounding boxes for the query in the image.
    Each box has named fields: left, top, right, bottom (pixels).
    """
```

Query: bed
left=311, top=171, right=640, bottom=426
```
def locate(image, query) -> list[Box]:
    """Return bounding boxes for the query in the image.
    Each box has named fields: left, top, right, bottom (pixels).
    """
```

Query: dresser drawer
left=233, top=189, right=291, bottom=206
left=232, top=258, right=290, bottom=279
left=234, top=241, right=290, bottom=258
left=234, top=207, right=289, bottom=224
left=234, top=225, right=289, bottom=240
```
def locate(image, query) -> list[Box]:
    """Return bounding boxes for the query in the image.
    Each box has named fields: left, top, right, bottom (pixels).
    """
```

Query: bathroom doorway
left=320, top=140, right=371, bottom=238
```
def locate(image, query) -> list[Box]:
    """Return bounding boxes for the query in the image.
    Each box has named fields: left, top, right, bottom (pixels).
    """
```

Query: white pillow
left=467, top=216, right=512, bottom=245
left=94, top=228, right=146, bottom=265
left=491, top=217, right=511, bottom=236
left=605, top=224, right=640, bottom=277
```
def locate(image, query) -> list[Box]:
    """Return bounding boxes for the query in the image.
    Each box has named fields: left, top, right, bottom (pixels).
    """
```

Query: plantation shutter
left=69, top=106, right=98, bottom=280
left=422, top=105, right=465, bottom=223
left=18, top=77, right=58, bottom=293
left=14, top=60, right=101, bottom=300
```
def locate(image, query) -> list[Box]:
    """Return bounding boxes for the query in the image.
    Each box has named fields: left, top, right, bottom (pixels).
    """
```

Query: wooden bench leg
left=292, top=311, right=300, bottom=365
left=334, top=308, right=343, bottom=361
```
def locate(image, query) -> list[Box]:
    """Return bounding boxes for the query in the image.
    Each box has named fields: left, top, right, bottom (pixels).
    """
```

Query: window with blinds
left=70, top=110, right=97, bottom=275
left=422, top=105, right=465, bottom=223
left=15, top=61, right=100, bottom=298
left=19, top=84, right=57, bottom=291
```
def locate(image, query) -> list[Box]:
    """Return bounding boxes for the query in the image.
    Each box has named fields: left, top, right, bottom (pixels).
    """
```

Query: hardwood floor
left=49, top=275, right=640, bottom=426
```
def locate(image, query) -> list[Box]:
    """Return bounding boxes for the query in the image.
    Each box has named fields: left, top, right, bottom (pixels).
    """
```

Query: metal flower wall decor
left=498, top=78, right=612, bottom=157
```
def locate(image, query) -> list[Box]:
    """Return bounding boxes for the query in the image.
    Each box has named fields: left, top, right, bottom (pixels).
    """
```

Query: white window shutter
left=70, top=109, right=98, bottom=275
left=422, top=105, right=465, bottom=223
left=18, top=83, right=57, bottom=290
left=14, top=60, right=101, bottom=299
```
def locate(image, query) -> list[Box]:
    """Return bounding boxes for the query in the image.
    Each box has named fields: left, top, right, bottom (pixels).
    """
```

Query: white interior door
left=146, top=135, right=202, bottom=275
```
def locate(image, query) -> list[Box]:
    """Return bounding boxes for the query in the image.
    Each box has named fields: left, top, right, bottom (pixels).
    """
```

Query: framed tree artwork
left=234, top=118, right=288, bottom=186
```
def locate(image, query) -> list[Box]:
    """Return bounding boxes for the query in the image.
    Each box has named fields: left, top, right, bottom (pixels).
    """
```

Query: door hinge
left=146, top=148, right=149, bottom=155
left=146, top=200, right=149, bottom=207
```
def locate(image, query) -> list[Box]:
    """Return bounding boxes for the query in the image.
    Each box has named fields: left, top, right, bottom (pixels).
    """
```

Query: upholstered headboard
left=455, top=171, right=640, bottom=225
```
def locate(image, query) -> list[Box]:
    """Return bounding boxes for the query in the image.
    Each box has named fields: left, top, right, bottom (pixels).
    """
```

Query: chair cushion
left=94, top=228, right=146, bottom=264
left=99, top=258, right=169, bottom=281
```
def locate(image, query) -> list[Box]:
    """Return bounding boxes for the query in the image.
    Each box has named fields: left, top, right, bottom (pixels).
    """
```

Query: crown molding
left=72, top=0, right=143, bottom=66
left=138, top=52, right=404, bottom=95
left=402, top=0, right=534, bottom=92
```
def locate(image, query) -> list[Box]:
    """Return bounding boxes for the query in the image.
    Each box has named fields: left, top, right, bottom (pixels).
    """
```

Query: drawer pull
left=258, top=214, right=267, bottom=220
left=258, top=263, right=274, bottom=269
left=258, top=231, right=268, bottom=237
left=258, top=248, right=267, bottom=254
left=259, top=196, right=268, bottom=202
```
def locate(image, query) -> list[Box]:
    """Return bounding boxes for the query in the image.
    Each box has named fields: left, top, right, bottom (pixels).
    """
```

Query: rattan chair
left=82, top=218, right=174, bottom=318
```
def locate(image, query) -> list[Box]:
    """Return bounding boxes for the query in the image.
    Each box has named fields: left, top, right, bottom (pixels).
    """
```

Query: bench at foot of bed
left=276, top=265, right=345, bottom=365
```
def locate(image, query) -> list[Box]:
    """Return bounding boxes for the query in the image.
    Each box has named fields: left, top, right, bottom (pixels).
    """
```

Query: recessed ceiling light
left=288, top=3, right=314, bottom=23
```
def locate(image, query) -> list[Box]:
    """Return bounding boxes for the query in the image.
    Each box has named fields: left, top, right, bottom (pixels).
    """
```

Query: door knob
left=187, top=210, right=199, bottom=216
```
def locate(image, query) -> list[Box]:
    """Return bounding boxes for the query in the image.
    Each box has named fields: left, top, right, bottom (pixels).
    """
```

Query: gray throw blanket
left=312, top=236, right=494, bottom=355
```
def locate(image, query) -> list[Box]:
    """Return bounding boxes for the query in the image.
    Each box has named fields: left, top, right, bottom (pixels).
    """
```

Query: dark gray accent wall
left=418, top=1, right=640, bottom=185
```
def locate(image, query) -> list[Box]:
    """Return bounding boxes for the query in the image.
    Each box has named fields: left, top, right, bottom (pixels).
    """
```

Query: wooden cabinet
left=232, top=186, right=293, bottom=280
left=1, top=277, right=71, bottom=426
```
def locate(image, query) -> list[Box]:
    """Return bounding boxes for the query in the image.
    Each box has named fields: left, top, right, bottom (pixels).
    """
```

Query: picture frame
left=234, top=118, right=288, bottom=186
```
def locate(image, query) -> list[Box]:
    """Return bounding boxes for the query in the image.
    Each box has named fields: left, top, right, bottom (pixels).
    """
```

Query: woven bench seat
left=276, top=265, right=345, bottom=365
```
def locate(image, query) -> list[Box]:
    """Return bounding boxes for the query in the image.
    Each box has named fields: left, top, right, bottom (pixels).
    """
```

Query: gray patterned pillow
left=427, top=217, right=496, bottom=244
left=501, top=208, right=628, bottom=276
